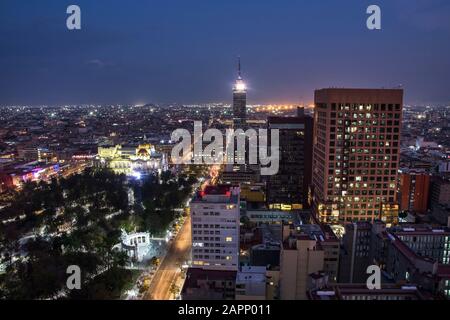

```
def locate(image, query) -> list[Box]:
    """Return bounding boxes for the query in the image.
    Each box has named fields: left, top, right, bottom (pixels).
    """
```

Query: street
left=144, top=215, right=192, bottom=300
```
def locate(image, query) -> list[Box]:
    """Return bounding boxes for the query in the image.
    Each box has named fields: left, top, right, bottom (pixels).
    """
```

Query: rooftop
left=192, top=185, right=240, bottom=204
left=391, top=224, right=450, bottom=236
left=236, top=266, right=266, bottom=283
left=308, top=284, right=430, bottom=300
left=182, top=268, right=237, bottom=294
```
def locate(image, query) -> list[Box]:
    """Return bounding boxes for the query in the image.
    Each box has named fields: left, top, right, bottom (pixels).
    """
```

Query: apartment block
left=190, top=185, right=241, bottom=271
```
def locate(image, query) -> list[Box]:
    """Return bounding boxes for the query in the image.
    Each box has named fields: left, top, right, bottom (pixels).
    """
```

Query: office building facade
left=267, top=109, right=313, bottom=209
left=312, top=88, right=403, bottom=224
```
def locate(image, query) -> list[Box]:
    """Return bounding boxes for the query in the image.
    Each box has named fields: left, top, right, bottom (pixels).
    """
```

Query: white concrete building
left=113, top=230, right=151, bottom=262
left=190, top=185, right=240, bottom=271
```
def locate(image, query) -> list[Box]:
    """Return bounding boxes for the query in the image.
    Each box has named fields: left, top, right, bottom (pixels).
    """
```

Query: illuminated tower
left=233, top=57, right=247, bottom=129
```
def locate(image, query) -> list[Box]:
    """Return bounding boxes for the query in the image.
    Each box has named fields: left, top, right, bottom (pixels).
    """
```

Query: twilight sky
left=1, top=0, right=450, bottom=106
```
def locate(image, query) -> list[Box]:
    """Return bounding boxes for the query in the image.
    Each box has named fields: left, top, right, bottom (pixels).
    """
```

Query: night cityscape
left=1, top=0, right=450, bottom=313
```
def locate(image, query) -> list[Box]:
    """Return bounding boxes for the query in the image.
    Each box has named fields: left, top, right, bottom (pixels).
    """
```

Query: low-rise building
left=235, top=266, right=266, bottom=300
left=375, top=229, right=450, bottom=299
left=279, top=218, right=340, bottom=299
left=390, top=224, right=450, bottom=264
left=181, top=268, right=237, bottom=300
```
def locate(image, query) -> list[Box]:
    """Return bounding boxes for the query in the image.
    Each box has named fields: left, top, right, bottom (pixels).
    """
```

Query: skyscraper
left=267, top=108, right=313, bottom=209
left=312, top=88, right=403, bottom=224
left=226, top=57, right=250, bottom=169
left=232, top=57, right=247, bottom=129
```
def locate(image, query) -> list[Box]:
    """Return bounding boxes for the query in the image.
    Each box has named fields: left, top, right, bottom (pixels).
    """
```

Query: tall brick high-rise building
left=312, top=88, right=403, bottom=224
left=398, top=169, right=431, bottom=214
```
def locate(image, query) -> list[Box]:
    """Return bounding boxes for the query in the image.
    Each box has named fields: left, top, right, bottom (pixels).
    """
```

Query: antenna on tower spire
left=237, top=56, right=242, bottom=79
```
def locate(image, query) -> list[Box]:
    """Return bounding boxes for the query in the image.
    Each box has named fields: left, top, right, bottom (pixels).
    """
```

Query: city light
left=131, top=171, right=142, bottom=180
left=234, top=81, right=247, bottom=92
left=1, top=1, right=450, bottom=308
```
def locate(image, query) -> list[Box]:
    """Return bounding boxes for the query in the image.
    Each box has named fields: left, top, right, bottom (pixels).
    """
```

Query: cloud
left=86, top=59, right=110, bottom=68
